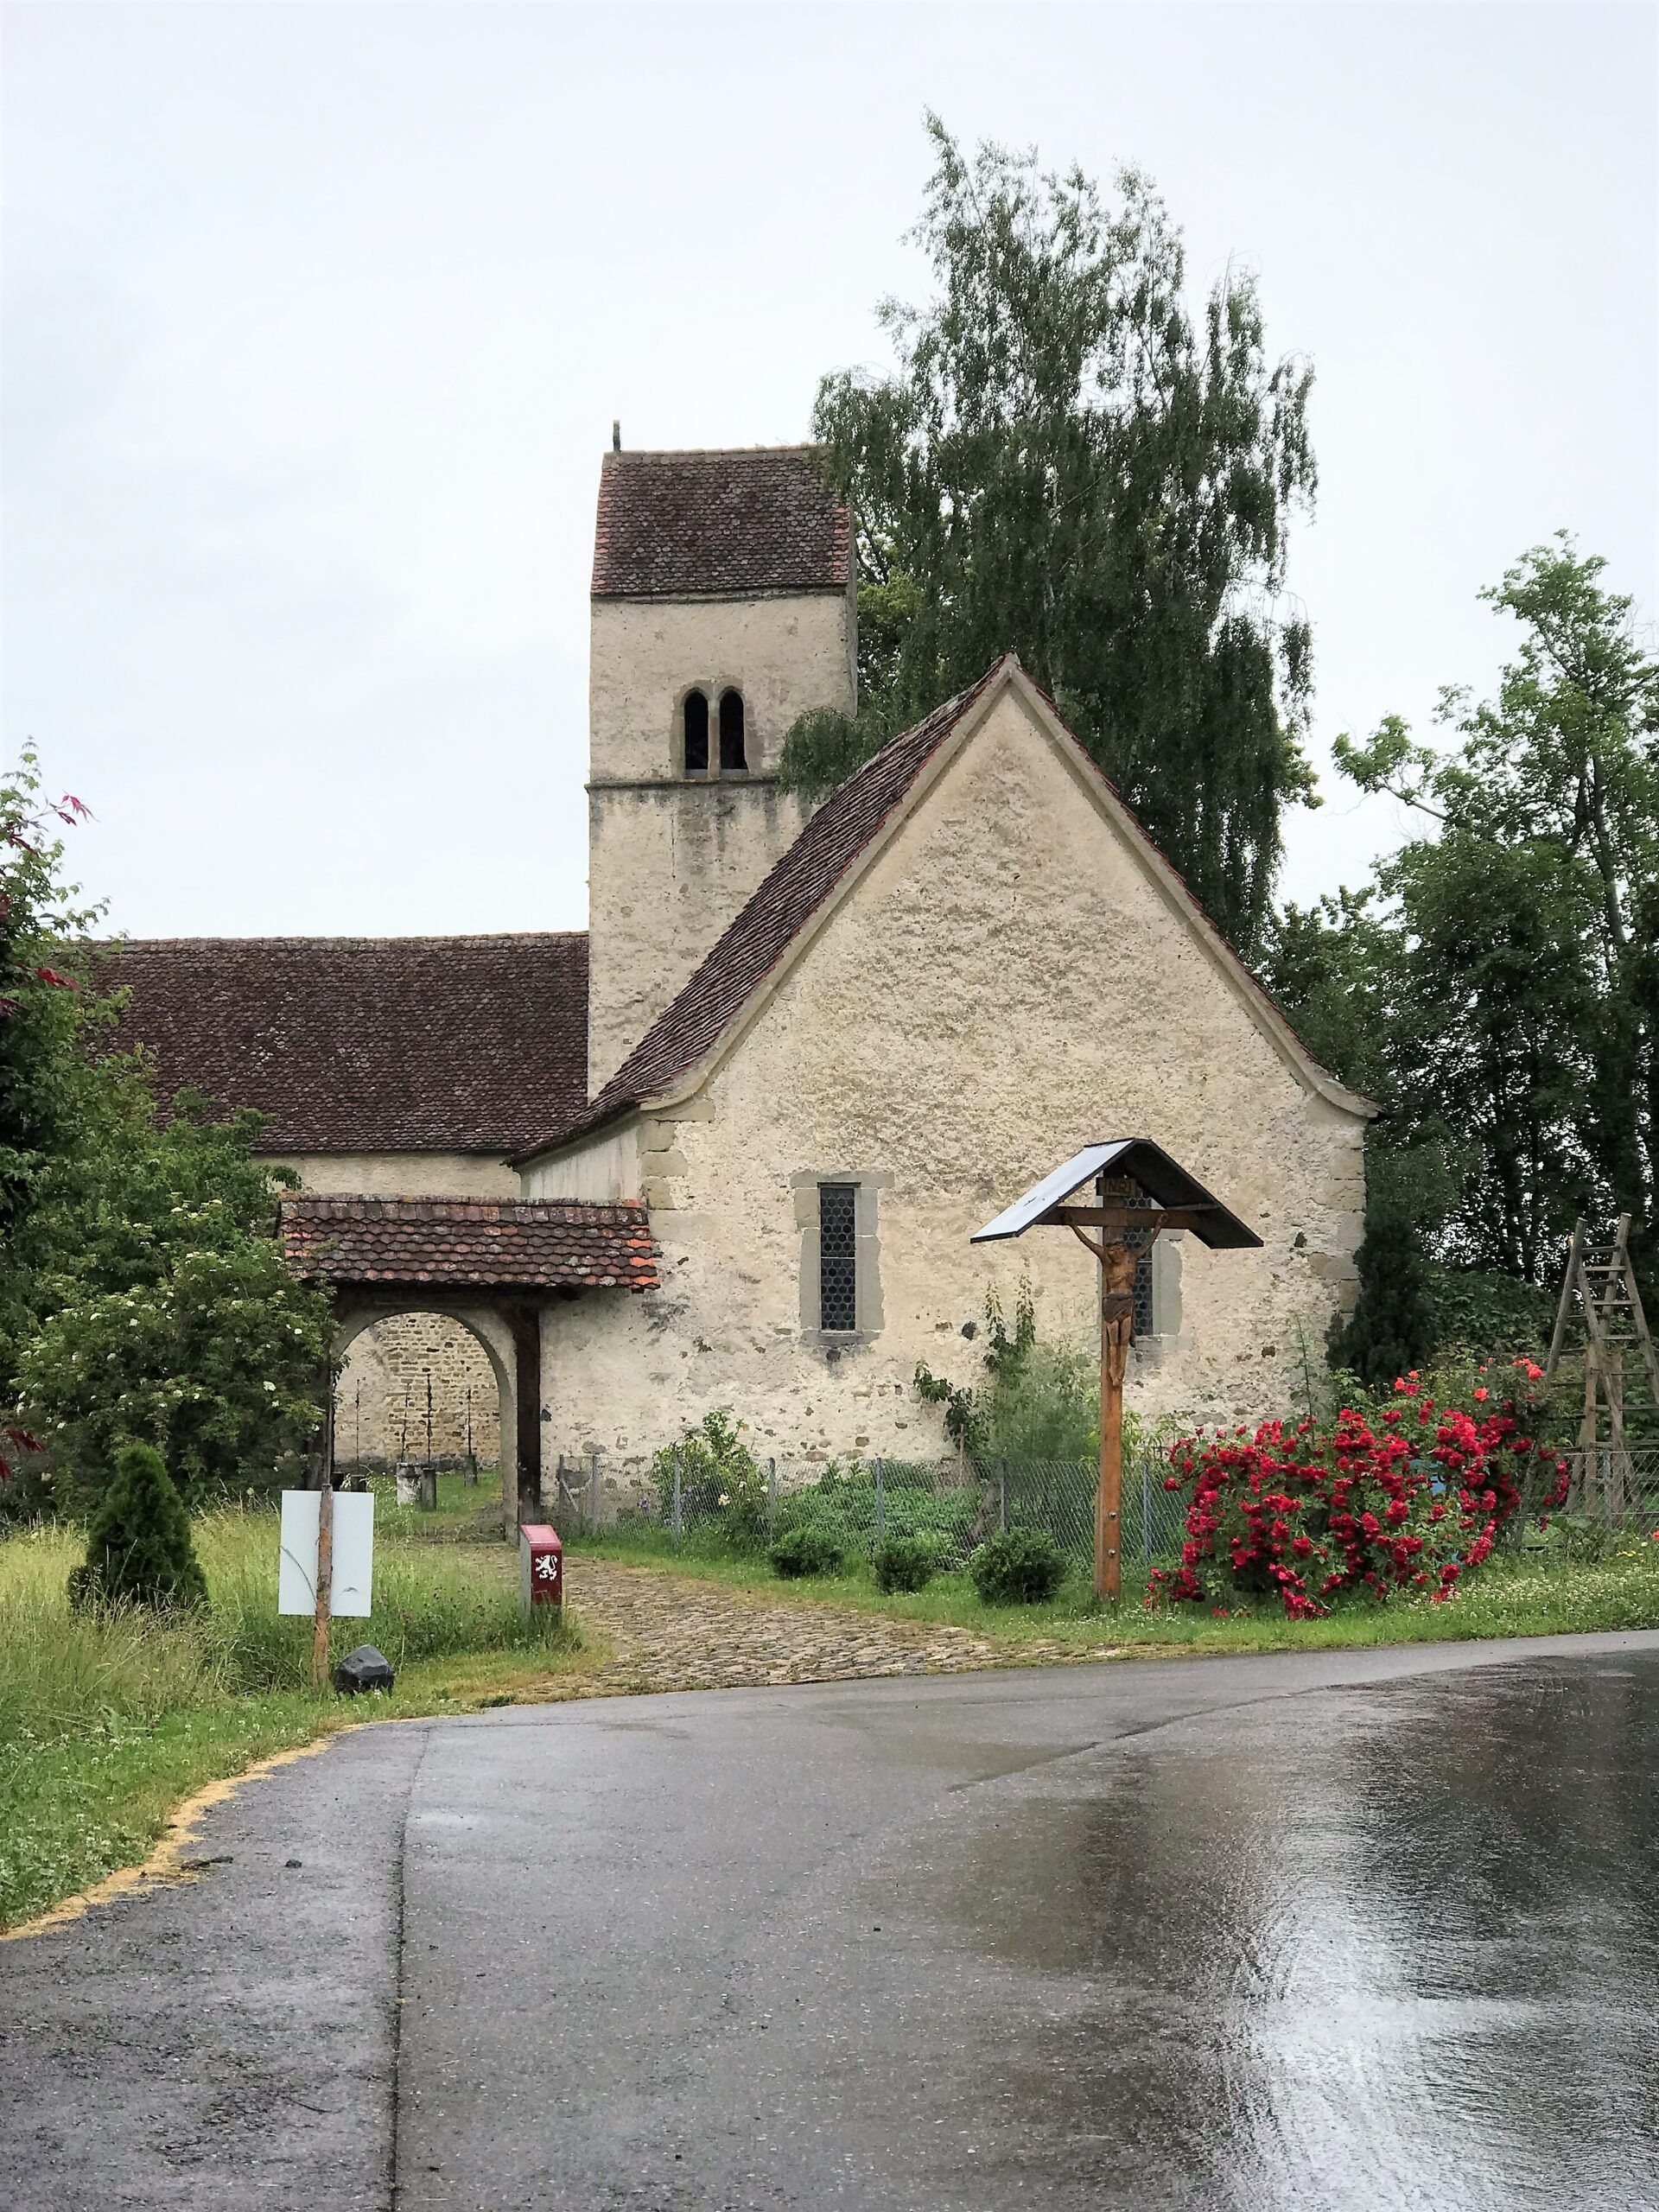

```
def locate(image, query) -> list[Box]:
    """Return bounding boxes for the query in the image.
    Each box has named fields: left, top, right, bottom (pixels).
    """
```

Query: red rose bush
left=1148, top=1362, right=1567, bottom=1619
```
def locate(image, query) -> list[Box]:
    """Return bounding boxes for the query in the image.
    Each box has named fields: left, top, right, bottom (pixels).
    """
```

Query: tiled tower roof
left=591, top=447, right=850, bottom=599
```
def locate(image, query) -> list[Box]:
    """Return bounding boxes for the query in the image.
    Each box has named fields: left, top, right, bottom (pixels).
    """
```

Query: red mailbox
left=518, top=1522, right=563, bottom=1612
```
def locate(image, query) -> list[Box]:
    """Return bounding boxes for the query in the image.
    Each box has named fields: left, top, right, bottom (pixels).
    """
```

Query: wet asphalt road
left=4, top=1632, right=1659, bottom=2212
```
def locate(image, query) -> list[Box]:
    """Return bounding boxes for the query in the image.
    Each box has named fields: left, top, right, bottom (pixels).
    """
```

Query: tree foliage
left=0, top=750, right=108, bottom=1368
left=1, top=756, right=335, bottom=1512
left=1264, top=537, right=1659, bottom=1349
left=1328, top=1152, right=1438, bottom=1389
left=781, top=116, right=1318, bottom=952
left=17, top=1091, right=334, bottom=1512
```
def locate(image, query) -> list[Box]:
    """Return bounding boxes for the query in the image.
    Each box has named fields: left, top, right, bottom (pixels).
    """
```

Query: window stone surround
left=791, top=1169, right=892, bottom=1351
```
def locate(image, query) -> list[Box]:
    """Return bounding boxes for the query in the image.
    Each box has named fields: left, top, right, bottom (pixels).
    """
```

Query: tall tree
left=781, top=116, right=1319, bottom=952
left=0, top=752, right=335, bottom=1511
left=1335, top=537, right=1657, bottom=1285
left=1266, top=538, right=1658, bottom=1346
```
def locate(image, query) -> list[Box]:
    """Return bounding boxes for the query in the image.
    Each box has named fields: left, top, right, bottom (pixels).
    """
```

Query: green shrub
left=968, top=1528, right=1067, bottom=1605
left=872, top=1535, right=938, bottom=1593
left=68, top=1440, right=207, bottom=1612
left=651, top=1410, right=768, bottom=1550
left=1424, top=1262, right=1554, bottom=1360
left=769, top=1523, right=845, bottom=1580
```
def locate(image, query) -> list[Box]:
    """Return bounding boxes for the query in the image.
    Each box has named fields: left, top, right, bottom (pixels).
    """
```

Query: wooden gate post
left=507, top=1305, right=543, bottom=1532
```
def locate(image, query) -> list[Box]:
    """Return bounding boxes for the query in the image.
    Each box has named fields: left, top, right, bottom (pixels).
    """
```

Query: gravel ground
left=562, top=1554, right=1122, bottom=1691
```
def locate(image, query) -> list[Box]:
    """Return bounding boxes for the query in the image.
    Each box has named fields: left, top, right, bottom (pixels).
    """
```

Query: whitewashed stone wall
left=268, top=1151, right=519, bottom=1198
left=531, top=683, right=1368, bottom=1496
left=586, top=589, right=852, bottom=1089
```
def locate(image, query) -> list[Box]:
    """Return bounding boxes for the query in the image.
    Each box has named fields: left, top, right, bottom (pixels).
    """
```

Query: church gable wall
left=537, top=687, right=1365, bottom=1494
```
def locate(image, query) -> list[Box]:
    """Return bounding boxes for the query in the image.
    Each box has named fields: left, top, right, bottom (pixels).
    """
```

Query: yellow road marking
left=1, top=1732, right=351, bottom=1946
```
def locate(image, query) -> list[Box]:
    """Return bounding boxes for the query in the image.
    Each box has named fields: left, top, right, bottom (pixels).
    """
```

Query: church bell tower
left=585, top=443, right=856, bottom=1093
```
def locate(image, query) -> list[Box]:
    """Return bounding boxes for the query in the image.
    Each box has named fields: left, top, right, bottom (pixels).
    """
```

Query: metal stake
left=1141, top=1457, right=1152, bottom=1573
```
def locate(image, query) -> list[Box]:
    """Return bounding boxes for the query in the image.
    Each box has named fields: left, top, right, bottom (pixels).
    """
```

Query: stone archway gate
left=280, top=1195, right=658, bottom=1534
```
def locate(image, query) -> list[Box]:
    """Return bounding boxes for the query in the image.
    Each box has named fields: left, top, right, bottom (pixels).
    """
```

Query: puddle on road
left=918, top=1659, right=1659, bottom=2209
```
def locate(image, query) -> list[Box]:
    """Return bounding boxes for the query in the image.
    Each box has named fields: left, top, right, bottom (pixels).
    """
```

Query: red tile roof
left=514, top=663, right=1007, bottom=1160
left=280, top=1196, right=658, bottom=1292
left=592, top=447, right=850, bottom=599
left=103, top=935, right=588, bottom=1155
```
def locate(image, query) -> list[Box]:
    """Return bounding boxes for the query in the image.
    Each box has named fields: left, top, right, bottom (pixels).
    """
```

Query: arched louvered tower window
left=683, top=690, right=709, bottom=774
left=719, top=689, right=747, bottom=772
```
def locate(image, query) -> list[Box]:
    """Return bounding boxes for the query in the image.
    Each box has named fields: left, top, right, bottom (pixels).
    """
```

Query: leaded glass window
left=818, top=1184, right=858, bottom=1332
left=1127, top=1192, right=1156, bottom=1338
left=1133, top=1251, right=1154, bottom=1338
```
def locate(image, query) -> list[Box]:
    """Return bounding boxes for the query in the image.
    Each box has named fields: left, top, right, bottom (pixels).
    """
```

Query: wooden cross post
left=1063, top=1176, right=1158, bottom=1605
left=312, top=1387, right=335, bottom=1694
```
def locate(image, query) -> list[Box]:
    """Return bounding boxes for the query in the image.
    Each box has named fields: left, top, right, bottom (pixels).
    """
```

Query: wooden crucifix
left=973, top=1140, right=1262, bottom=1603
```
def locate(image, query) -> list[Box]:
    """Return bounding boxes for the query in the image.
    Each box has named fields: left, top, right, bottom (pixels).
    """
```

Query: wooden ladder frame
left=1545, top=1215, right=1659, bottom=1520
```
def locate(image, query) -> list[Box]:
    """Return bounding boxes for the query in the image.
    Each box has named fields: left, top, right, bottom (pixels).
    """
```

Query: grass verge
left=568, top=1522, right=1659, bottom=1656
left=0, top=1496, right=585, bottom=1930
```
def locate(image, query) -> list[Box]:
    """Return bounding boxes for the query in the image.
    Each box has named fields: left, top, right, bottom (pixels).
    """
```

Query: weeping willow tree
left=783, top=117, right=1319, bottom=954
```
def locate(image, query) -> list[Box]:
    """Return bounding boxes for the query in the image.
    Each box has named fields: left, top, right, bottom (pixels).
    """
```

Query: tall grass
left=0, top=1524, right=229, bottom=1746
left=1, top=1502, right=563, bottom=1749
left=0, top=1499, right=578, bottom=1929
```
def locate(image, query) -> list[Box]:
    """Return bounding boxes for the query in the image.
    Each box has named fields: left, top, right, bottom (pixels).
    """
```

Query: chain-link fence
left=1534, top=1447, right=1659, bottom=1536
left=560, top=1452, right=1188, bottom=1573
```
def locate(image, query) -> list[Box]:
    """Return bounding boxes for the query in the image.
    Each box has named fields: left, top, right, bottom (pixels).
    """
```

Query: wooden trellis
left=1543, top=1214, right=1659, bottom=1519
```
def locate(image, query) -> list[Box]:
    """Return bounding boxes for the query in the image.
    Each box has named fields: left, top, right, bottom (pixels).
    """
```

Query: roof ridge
left=102, top=931, right=588, bottom=951
left=602, top=443, right=827, bottom=461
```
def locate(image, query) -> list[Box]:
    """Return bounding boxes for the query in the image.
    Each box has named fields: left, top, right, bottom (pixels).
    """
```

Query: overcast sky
left=4, top=1, right=1654, bottom=941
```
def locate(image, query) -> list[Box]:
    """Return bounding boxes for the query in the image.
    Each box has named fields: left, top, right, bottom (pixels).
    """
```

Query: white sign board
left=278, top=1490, right=375, bottom=1618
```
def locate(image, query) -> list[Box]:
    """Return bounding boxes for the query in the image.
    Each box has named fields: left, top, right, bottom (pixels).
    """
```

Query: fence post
left=1141, top=1457, right=1152, bottom=1574
left=768, top=1456, right=778, bottom=1528
left=588, top=1446, right=601, bottom=1531
left=875, top=1456, right=885, bottom=1544
left=999, top=1457, right=1007, bottom=1533
left=672, top=1459, right=683, bottom=1547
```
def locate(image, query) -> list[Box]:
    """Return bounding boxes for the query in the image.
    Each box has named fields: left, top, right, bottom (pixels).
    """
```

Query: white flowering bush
left=20, top=1247, right=329, bottom=1510
left=14, top=1093, right=334, bottom=1511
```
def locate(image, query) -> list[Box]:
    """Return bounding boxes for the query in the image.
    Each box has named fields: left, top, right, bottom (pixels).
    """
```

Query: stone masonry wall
left=335, top=1312, right=500, bottom=1469
left=588, top=780, right=809, bottom=1092
left=530, top=683, right=1368, bottom=1507
left=586, top=589, right=852, bottom=1090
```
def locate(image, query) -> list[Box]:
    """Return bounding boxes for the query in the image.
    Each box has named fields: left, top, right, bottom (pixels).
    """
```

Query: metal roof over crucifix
left=970, top=1140, right=1262, bottom=1249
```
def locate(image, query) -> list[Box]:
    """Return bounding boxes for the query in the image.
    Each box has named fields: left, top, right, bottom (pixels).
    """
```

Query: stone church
left=113, top=444, right=1371, bottom=1506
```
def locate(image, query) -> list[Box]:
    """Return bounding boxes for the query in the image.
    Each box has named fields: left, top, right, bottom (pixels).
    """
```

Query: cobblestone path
left=560, top=1556, right=1123, bottom=1694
